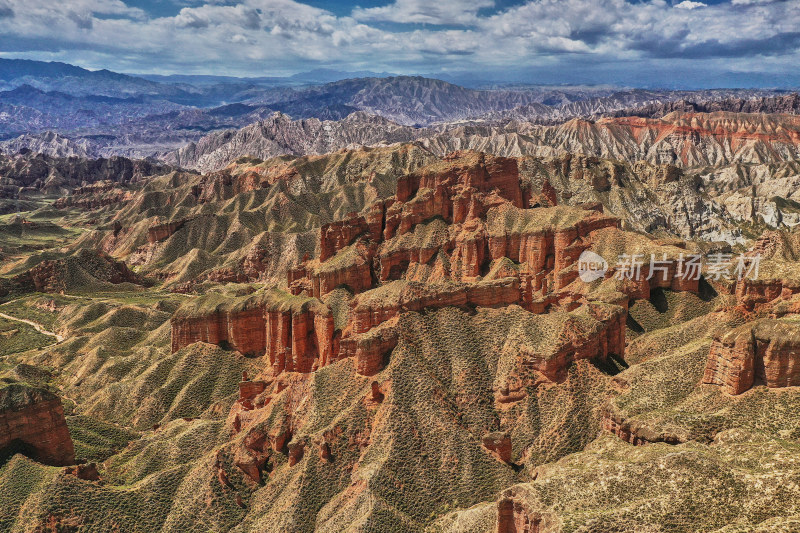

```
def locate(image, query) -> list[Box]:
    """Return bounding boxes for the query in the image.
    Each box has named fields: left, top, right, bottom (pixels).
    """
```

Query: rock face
left=496, top=489, right=545, bottom=533
left=172, top=150, right=701, bottom=382
left=0, top=383, right=75, bottom=466
left=602, top=406, right=682, bottom=446
left=147, top=219, right=187, bottom=244
left=482, top=432, right=512, bottom=464
left=703, top=319, right=800, bottom=394
left=10, top=249, right=140, bottom=295
left=0, top=149, right=171, bottom=196
left=171, top=307, right=268, bottom=357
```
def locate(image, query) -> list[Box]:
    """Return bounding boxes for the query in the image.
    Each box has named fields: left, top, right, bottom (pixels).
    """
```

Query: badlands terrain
left=3, top=64, right=800, bottom=532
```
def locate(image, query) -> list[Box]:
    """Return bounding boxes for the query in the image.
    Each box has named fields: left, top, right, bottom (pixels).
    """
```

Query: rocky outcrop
left=514, top=303, right=627, bottom=385
left=736, top=278, right=800, bottom=311
left=264, top=307, right=335, bottom=374
left=147, top=219, right=187, bottom=244
left=703, top=319, right=800, bottom=394
left=602, top=406, right=682, bottom=446
left=289, top=152, right=528, bottom=298
left=486, top=204, right=621, bottom=293
left=171, top=291, right=339, bottom=373
left=0, top=150, right=171, bottom=194
left=339, top=318, right=400, bottom=376
left=172, top=307, right=267, bottom=358
left=495, top=489, right=546, bottom=533
left=348, top=278, right=520, bottom=335
left=0, top=383, right=75, bottom=466
left=64, top=463, right=101, bottom=481
left=10, top=249, right=140, bottom=295
left=482, top=432, right=512, bottom=464
left=170, top=151, right=695, bottom=383
left=289, top=243, right=374, bottom=298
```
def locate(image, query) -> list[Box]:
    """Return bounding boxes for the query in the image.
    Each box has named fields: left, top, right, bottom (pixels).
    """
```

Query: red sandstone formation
left=535, top=304, right=626, bottom=382
left=601, top=406, right=681, bottom=446
left=348, top=278, right=520, bottom=335
left=495, top=489, right=545, bottom=533
left=147, top=219, right=186, bottom=244
left=289, top=152, right=526, bottom=298
left=369, top=381, right=384, bottom=404
left=319, top=442, right=331, bottom=462
left=703, top=319, right=800, bottom=394
left=482, top=432, right=512, bottom=464
left=287, top=440, right=305, bottom=466
left=0, top=384, right=75, bottom=466
left=172, top=151, right=704, bottom=390
left=64, top=463, right=101, bottom=481
left=238, top=377, right=268, bottom=411
left=486, top=205, right=620, bottom=293
left=528, top=178, right=558, bottom=208
left=339, top=318, right=400, bottom=376
left=233, top=428, right=271, bottom=484
left=736, top=278, right=800, bottom=311
left=11, top=249, right=139, bottom=295
left=171, top=307, right=268, bottom=357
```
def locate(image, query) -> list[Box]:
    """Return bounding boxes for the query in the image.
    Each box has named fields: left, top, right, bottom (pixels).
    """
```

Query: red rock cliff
left=703, top=319, right=800, bottom=394
left=0, top=384, right=75, bottom=466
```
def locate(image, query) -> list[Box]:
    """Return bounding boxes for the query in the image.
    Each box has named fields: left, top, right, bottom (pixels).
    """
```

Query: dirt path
left=0, top=312, right=64, bottom=342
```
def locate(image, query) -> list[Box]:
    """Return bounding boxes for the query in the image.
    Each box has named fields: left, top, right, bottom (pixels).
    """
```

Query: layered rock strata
left=602, top=406, right=682, bottom=445
left=0, top=383, right=75, bottom=466
left=172, top=151, right=700, bottom=381
left=703, top=319, right=800, bottom=394
left=495, top=489, right=546, bottom=533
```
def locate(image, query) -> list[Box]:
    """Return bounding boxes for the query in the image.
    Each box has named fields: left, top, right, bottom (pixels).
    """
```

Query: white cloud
left=674, top=1, right=705, bottom=9
left=352, top=0, right=495, bottom=26
left=0, top=0, right=797, bottom=80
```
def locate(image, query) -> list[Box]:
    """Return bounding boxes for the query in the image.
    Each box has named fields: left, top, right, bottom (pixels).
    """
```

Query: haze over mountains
left=1, top=58, right=798, bottom=164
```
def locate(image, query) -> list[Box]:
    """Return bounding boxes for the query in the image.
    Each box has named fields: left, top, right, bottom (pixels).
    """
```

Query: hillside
left=2, top=142, right=800, bottom=531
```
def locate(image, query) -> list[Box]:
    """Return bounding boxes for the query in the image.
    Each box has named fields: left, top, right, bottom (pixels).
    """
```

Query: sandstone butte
left=166, top=148, right=800, bottom=505
left=703, top=318, right=800, bottom=395
left=0, top=383, right=75, bottom=467
left=167, top=152, right=727, bottom=443
left=696, top=229, right=800, bottom=396
left=496, top=487, right=550, bottom=533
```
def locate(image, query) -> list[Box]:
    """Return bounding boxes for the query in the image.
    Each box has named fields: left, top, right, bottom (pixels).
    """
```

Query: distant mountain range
left=0, top=58, right=798, bottom=163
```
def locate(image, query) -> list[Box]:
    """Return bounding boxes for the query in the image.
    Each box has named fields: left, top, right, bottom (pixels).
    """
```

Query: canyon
left=4, top=76, right=800, bottom=530
left=171, top=151, right=703, bottom=390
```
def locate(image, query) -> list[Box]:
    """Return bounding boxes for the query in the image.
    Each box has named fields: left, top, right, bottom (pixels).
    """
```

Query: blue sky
left=0, top=0, right=798, bottom=87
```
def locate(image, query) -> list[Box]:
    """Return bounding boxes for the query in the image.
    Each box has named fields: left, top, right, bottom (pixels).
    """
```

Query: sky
left=0, top=0, right=798, bottom=87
